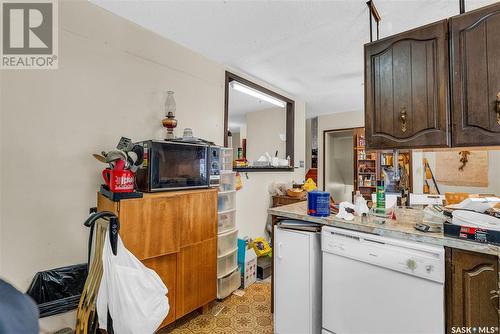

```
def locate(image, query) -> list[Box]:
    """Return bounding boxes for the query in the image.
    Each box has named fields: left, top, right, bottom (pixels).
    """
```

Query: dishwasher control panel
left=322, top=226, right=445, bottom=283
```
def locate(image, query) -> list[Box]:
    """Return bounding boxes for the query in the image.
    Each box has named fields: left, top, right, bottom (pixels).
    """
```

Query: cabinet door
left=176, top=238, right=217, bottom=318
left=274, top=228, right=313, bottom=334
left=142, top=254, right=177, bottom=327
left=446, top=248, right=499, bottom=331
left=179, top=191, right=217, bottom=247
left=365, top=20, right=450, bottom=149
left=450, top=2, right=500, bottom=146
left=119, top=196, right=180, bottom=260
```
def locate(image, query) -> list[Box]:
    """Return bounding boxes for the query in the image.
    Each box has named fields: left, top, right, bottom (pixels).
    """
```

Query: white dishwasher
left=322, top=226, right=444, bottom=334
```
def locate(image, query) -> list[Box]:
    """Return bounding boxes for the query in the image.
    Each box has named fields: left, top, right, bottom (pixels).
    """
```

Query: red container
left=102, top=169, right=135, bottom=193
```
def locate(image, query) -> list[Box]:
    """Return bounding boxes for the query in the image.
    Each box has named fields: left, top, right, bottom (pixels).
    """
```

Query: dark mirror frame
left=224, top=71, right=295, bottom=172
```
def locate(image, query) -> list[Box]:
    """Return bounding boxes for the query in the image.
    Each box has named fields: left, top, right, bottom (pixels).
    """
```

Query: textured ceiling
left=91, top=0, right=498, bottom=117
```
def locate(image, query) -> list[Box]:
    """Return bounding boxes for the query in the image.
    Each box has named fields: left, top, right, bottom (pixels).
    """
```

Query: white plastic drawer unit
left=217, top=248, right=238, bottom=278
left=219, top=171, right=236, bottom=192
left=220, top=148, right=233, bottom=172
left=218, top=209, right=236, bottom=234
left=217, top=229, right=238, bottom=256
left=217, top=268, right=240, bottom=299
left=218, top=190, right=236, bottom=212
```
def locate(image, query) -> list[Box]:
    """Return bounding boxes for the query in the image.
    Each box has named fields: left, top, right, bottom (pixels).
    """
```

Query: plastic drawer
left=217, top=248, right=238, bottom=278
left=218, top=190, right=236, bottom=211
left=217, top=268, right=241, bottom=299
left=220, top=149, right=233, bottom=172
left=221, top=148, right=233, bottom=157
left=219, top=171, right=236, bottom=192
left=221, top=162, right=233, bottom=172
left=218, top=209, right=236, bottom=234
left=218, top=229, right=238, bottom=256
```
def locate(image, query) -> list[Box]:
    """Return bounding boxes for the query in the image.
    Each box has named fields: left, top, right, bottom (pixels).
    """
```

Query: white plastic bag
left=96, top=231, right=169, bottom=334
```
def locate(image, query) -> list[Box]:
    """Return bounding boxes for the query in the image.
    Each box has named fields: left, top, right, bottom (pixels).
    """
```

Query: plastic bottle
left=376, top=180, right=385, bottom=208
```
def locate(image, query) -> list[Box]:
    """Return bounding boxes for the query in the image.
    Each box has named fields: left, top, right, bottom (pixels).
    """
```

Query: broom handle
left=425, top=160, right=441, bottom=194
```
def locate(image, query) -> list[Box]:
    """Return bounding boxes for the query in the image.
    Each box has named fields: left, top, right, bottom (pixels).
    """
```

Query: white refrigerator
left=273, top=221, right=322, bottom=334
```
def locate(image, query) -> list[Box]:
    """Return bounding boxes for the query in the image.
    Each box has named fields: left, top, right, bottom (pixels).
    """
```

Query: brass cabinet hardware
left=496, top=92, right=500, bottom=126
left=400, top=107, right=408, bottom=133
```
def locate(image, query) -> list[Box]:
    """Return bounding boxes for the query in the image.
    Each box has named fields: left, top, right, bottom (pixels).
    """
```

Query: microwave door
left=151, top=142, right=208, bottom=191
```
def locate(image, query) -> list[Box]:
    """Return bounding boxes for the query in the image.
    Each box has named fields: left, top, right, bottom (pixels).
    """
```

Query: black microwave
left=135, top=140, right=221, bottom=192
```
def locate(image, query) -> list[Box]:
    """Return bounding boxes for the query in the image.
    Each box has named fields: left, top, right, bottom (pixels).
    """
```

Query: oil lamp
left=162, top=91, right=177, bottom=140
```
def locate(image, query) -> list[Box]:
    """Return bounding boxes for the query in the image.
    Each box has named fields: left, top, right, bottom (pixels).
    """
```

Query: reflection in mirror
left=411, top=149, right=500, bottom=197
left=228, top=80, right=288, bottom=169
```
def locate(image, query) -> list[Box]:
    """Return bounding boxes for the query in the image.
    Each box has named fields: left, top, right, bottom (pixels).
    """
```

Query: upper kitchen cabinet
left=364, top=20, right=450, bottom=149
left=450, top=2, right=500, bottom=147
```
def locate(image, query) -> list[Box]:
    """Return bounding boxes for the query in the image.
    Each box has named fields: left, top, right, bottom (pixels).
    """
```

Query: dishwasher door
left=322, top=226, right=444, bottom=334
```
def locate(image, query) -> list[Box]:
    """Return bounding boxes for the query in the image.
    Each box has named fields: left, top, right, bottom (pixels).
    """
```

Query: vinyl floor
left=159, top=281, right=273, bottom=334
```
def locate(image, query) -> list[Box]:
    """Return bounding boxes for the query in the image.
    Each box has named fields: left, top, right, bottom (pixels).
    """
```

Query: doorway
left=323, top=129, right=357, bottom=203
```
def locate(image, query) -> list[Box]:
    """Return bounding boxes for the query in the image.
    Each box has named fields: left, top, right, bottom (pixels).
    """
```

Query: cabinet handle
left=400, top=107, right=408, bottom=133
left=278, top=242, right=283, bottom=259
left=496, top=92, right=500, bottom=126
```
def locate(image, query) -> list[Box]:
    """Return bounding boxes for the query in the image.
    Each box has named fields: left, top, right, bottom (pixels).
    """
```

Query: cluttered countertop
left=269, top=201, right=500, bottom=256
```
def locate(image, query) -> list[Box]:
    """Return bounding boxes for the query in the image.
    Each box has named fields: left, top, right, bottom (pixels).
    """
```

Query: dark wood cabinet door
left=446, top=248, right=499, bottom=332
left=365, top=20, right=450, bottom=149
left=450, top=2, right=500, bottom=147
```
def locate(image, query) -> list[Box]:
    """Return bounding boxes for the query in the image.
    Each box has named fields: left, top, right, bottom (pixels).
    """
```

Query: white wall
left=246, top=107, right=286, bottom=163
left=0, top=1, right=226, bottom=331
left=0, top=3, right=305, bottom=331
left=317, top=110, right=364, bottom=189
left=235, top=102, right=306, bottom=239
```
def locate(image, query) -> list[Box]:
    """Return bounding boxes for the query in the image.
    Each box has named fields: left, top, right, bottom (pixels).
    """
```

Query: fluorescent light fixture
left=230, top=81, right=286, bottom=108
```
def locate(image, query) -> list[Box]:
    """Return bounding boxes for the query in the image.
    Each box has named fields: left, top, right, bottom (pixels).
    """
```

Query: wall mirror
left=224, top=71, right=294, bottom=172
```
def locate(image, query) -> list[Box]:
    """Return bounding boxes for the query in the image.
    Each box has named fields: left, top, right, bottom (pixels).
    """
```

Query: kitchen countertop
left=269, top=201, right=500, bottom=256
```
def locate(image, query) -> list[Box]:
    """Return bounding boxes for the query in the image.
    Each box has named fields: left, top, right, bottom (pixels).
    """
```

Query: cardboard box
left=237, top=238, right=257, bottom=289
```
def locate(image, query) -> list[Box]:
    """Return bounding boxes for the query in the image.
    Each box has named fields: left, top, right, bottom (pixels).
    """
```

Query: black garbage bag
left=26, top=263, right=88, bottom=318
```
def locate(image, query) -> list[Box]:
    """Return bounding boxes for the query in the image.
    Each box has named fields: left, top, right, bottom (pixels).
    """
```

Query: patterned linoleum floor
left=159, top=282, right=273, bottom=334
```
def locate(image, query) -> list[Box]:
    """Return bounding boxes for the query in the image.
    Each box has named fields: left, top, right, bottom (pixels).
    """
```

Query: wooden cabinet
left=450, top=2, right=500, bottom=147
left=364, top=20, right=450, bottom=149
left=97, top=188, right=217, bottom=328
left=446, top=248, right=499, bottom=332
left=272, top=195, right=306, bottom=208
